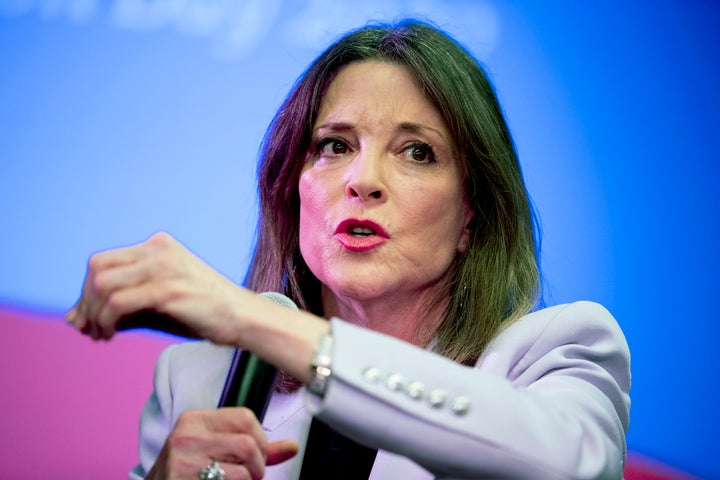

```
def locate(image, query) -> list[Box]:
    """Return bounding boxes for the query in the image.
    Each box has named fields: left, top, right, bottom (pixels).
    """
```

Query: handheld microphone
left=217, top=292, right=298, bottom=421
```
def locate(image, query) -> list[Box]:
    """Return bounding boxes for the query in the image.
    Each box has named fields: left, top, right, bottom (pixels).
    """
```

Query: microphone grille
left=260, top=291, right=299, bottom=311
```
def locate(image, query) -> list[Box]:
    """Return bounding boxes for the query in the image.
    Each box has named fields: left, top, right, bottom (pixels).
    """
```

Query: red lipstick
left=334, top=218, right=389, bottom=252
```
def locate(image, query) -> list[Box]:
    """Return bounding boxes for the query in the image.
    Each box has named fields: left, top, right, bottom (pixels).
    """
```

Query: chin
left=328, top=281, right=385, bottom=301
left=321, top=271, right=397, bottom=302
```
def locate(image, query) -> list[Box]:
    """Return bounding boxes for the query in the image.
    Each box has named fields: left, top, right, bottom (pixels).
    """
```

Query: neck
left=320, top=285, right=447, bottom=346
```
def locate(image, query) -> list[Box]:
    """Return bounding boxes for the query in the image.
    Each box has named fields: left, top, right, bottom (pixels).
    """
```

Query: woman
left=67, top=20, right=631, bottom=479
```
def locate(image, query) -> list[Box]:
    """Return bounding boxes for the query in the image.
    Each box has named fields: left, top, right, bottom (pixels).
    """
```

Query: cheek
left=299, top=173, right=320, bottom=219
left=419, top=184, right=469, bottom=247
left=299, top=171, right=330, bottom=212
left=298, top=172, right=330, bottom=260
left=298, top=175, right=316, bottom=243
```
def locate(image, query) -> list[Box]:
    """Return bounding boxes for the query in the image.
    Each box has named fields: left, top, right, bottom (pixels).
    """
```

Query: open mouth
left=336, top=218, right=388, bottom=238
left=348, top=226, right=376, bottom=237
left=335, top=218, right=389, bottom=252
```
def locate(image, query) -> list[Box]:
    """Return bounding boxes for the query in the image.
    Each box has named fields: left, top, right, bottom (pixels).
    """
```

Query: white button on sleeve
left=385, top=373, right=407, bottom=392
left=450, top=395, right=471, bottom=416
left=427, top=388, right=447, bottom=408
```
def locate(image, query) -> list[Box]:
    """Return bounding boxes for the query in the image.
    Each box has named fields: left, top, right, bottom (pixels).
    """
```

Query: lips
left=335, top=218, right=389, bottom=252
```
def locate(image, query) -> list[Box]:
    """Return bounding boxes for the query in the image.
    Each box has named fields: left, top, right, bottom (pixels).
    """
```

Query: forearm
left=231, top=293, right=330, bottom=384
left=307, top=304, right=630, bottom=479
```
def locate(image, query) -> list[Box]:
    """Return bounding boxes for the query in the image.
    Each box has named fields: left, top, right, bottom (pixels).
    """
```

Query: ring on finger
left=199, top=460, right=226, bottom=480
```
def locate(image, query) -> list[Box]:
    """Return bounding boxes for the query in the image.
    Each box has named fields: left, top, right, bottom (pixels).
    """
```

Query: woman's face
left=299, top=61, right=472, bottom=304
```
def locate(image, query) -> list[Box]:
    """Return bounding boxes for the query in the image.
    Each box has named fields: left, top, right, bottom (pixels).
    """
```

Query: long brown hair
left=245, top=20, right=541, bottom=368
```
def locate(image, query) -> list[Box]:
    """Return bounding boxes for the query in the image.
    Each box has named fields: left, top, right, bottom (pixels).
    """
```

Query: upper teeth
left=350, top=227, right=375, bottom=236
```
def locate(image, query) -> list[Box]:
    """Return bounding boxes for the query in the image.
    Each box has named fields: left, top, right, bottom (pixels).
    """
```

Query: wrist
left=307, top=331, right=333, bottom=397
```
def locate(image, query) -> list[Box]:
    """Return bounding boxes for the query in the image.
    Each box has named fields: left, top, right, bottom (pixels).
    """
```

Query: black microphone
left=217, top=292, right=298, bottom=421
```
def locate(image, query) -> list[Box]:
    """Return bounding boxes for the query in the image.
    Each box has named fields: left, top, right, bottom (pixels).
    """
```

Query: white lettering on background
left=0, top=0, right=499, bottom=61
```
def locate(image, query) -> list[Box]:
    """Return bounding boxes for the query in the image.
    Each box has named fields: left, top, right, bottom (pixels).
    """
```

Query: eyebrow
left=397, top=122, right=447, bottom=141
left=313, top=121, right=448, bottom=141
left=313, top=122, right=354, bottom=135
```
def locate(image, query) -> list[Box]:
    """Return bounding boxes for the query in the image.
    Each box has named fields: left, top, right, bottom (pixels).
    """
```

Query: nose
left=344, top=150, right=385, bottom=202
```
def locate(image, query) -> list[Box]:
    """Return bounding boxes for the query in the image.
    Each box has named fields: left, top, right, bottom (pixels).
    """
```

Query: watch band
left=308, top=332, right=333, bottom=397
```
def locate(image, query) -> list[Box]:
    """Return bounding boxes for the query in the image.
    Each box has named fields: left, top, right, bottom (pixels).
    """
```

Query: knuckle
left=251, top=457, right=266, bottom=480
left=258, top=435, right=269, bottom=456
left=239, top=434, right=258, bottom=454
left=149, top=231, right=174, bottom=248
left=232, top=435, right=260, bottom=464
left=235, top=407, right=256, bottom=425
left=166, top=427, right=199, bottom=450
left=165, top=449, right=194, bottom=473
left=87, top=252, right=104, bottom=272
left=103, top=291, right=124, bottom=316
left=150, top=253, right=173, bottom=273
left=176, top=409, right=203, bottom=426
left=90, top=270, right=110, bottom=294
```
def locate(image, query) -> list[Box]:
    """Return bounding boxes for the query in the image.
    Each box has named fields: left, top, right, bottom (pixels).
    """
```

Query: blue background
left=1, top=1, right=718, bottom=477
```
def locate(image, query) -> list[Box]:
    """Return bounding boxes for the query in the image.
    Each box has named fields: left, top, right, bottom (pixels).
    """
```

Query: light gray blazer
left=129, top=301, right=631, bottom=479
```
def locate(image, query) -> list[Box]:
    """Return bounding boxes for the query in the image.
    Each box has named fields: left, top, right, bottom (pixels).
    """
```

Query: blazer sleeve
left=306, top=301, right=631, bottom=480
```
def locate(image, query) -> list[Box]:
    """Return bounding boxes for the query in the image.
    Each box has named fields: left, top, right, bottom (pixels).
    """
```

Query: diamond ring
left=199, top=460, right=226, bottom=480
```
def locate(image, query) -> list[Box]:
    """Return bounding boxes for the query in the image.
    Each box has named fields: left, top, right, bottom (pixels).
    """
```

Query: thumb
left=267, top=439, right=299, bottom=465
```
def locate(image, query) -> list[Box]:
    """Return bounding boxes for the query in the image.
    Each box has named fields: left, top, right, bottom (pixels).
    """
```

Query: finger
left=65, top=304, right=79, bottom=325
left=266, top=440, right=299, bottom=465
left=217, top=433, right=267, bottom=479
left=87, top=261, right=158, bottom=334
left=178, top=431, right=266, bottom=480
left=160, top=455, right=253, bottom=480
left=88, top=234, right=198, bottom=339
left=69, top=241, right=151, bottom=332
left=95, top=282, right=176, bottom=340
left=209, top=408, right=268, bottom=448
left=214, top=463, right=253, bottom=480
left=66, top=297, right=89, bottom=332
left=176, top=408, right=266, bottom=443
left=88, top=241, right=148, bottom=270
left=168, top=414, right=266, bottom=477
left=202, top=409, right=269, bottom=478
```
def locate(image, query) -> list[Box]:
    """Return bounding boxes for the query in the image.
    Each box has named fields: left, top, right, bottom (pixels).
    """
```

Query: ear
left=457, top=201, right=474, bottom=254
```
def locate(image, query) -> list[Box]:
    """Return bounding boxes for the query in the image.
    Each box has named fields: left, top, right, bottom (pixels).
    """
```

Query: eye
left=317, top=138, right=351, bottom=157
left=403, top=142, right=436, bottom=164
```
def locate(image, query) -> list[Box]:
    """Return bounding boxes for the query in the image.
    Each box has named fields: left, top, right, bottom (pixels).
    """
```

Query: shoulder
left=480, top=301, right=630, bottom=388
left=479, top=301, right=631, bottom=431
left=489, top=301, right=626, bottom=355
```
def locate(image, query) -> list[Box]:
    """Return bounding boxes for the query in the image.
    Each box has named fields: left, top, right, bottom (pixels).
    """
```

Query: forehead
left=315, top=61, right=449, bottom=135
